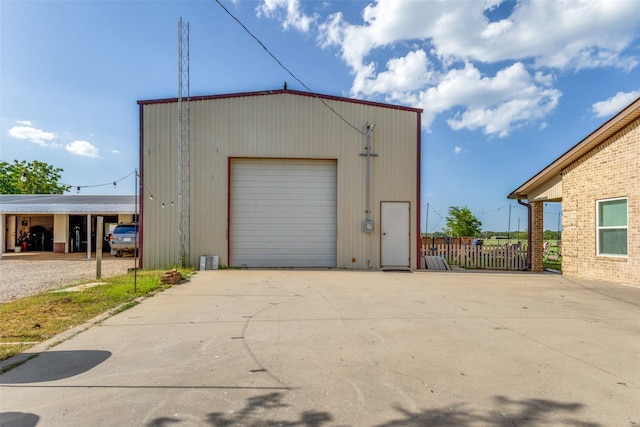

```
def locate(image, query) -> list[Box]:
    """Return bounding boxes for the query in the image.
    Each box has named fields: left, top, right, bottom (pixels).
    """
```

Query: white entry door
left=381, top=202, right=410, bottom=267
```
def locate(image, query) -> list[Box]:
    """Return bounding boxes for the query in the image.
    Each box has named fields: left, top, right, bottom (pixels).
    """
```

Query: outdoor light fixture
left=76, top=186, right=81, bottom=194
left=20, top=172, right=27, bottom=182
left=113, top=182, right=117, bottom=189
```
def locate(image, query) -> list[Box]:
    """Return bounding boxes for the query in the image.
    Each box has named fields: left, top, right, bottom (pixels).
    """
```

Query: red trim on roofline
left=227, top=157, right=231, bottom=267
left=416, top=112, right=422, bottom=269
left=137, top=88, right=423, bottom=114
left=138, top=103, right=144, bottom=269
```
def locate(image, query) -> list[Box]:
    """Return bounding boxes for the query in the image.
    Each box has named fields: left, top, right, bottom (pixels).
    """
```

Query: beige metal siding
left=529, top=174, right=562, bottom=202
left=141, top=103, right=181, bottom=269
left=141, top=92, right=419, bottom=269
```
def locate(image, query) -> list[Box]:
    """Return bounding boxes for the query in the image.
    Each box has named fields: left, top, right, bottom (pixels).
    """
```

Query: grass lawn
left=483, top=239, right=562, bottom=271
left=0, top=268, right=194, bottom=367
left=543, top=260, right=562, bottom=271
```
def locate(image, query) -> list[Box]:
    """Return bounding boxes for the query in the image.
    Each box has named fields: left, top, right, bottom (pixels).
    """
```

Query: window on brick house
left=597, top=197, right=628, bottom=256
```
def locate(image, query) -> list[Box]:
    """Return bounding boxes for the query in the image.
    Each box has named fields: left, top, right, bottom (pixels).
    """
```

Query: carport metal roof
left=0, top=195, right=136, bottom=215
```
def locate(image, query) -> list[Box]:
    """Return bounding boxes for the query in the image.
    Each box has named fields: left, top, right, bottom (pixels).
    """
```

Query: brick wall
left=531, top=201, right=544, bottom=272
left=562, top=117, right=639, bottom=285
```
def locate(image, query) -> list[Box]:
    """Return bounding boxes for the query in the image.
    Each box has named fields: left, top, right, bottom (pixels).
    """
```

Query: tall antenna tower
left=178, top=17, right=190, bottom=267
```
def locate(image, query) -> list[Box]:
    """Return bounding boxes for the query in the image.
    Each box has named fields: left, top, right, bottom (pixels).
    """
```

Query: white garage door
left=230, top=159, right=337, bottom=268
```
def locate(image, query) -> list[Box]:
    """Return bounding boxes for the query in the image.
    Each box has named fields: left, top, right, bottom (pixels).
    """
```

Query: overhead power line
left=61, top=171, right=136, bottom=191
left=213, top=0, right=365, bottom=135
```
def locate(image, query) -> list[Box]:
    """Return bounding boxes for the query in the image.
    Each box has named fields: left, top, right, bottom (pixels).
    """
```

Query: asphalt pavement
left=1, top=270, right=639, bottom=426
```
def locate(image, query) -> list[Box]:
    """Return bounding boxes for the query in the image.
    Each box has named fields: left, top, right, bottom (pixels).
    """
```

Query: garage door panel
left=233, top=210, right=337, bottom=221
left=233, top=226, right=336, bottom=235
left=230, top=159, right=337, bottom=268
left=242, top=243, right=336, bottom=251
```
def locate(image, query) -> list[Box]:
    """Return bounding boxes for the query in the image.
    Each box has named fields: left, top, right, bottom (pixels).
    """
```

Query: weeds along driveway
left=1, top=270, right=639, bottom=426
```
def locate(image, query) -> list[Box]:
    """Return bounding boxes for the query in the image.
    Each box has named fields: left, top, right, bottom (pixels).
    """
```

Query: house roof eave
left=508, top=96, right=640, bottom=200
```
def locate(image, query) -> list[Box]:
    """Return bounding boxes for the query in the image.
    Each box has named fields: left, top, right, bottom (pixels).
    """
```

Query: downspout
left=517, top=198, right=532, bottom=270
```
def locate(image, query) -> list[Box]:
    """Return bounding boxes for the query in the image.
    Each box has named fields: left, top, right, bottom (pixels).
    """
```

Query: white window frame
left=596, top=197, right=628, bottom=257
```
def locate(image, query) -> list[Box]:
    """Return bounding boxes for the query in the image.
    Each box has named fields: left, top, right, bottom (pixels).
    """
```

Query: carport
left=0, top=195, right=136, bottom=259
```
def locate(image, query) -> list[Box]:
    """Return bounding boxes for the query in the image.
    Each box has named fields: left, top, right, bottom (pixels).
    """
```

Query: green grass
left=544, top=260, right=562, bottom=271
left=0, top=268, right=194, bottom=364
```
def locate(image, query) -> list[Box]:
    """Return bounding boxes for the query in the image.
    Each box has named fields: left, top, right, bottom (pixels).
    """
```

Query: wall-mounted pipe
left=365, top=123, right=375, bottom=222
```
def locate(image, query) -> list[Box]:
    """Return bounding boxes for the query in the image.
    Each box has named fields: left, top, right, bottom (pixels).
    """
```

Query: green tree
left=444, top=206, right=482, bottom=237
left=543, top=230, right=560, bottom=241
left=0, top=160, right=71, bottom=194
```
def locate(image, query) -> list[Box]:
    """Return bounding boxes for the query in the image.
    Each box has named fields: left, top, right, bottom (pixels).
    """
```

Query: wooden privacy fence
left=421, top=243, right=528, bottom=271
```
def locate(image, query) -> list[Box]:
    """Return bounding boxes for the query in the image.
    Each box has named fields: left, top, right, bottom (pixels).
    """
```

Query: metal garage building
left=138, top=88, right=422, bottom=270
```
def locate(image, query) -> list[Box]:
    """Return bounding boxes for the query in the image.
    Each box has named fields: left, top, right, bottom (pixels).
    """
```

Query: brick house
left=509, top=96, right=639, bottom=285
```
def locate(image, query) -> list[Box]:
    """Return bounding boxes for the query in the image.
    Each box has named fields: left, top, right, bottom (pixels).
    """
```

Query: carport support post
left=0, top=214, right=4, bottom=259
left=86, top=214, right=92, bottom=260
left=96, top=216, right=103, bottom=279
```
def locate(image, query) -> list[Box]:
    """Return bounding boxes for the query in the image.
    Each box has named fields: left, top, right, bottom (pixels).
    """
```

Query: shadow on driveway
left=144, top=392, right=600, bottom=427
left=0, top=350, right=111, bottom=383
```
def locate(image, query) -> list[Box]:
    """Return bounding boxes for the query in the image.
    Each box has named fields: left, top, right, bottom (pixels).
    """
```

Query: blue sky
left=1, top=0, right=639, bottom=232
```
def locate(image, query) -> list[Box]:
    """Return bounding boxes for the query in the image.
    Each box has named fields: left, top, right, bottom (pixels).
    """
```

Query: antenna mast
left=178, top=17, right=190, bottom=267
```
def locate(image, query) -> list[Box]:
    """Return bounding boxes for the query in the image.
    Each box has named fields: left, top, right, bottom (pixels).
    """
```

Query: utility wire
left=425, top=204, right=444, bottom=233
left=213, top=0, right=365, bottom=135
left=32, top=168, right=176, bottom=209
left=62, top=171, right=137, bottom=191
left=479, top=205, right=509, bottom=215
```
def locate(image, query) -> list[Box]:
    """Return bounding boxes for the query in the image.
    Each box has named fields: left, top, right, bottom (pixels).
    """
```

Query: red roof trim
left=416, top=112, right=422, bottom=269
left=137, top=88, right=423, bottom=114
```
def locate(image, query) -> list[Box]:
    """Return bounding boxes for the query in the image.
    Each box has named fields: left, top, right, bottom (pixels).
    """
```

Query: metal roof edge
left=137, top=88, right=423, bottom=114
left=508, top=96, right=640, bottom=200
left=0, top=195, right=136, bottom=214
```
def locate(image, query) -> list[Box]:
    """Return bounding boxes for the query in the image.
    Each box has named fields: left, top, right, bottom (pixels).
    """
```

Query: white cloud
left=257, top=0, right=317, bottom=32
left=353, top=50, right=436, bottom=103
left=591, top=90, right=640, bottom=117
left=454, top=146, right=463, bottom=154
left=317, top=0, right=639, bottom=70
left=417, top=62, right=561, bottom=136
left=446, top=89, right=561, bottom=137
left=481, top=19, right=513, bottom=39
left=65, top=140, right=100, bottom=158
left=111, top=149, right=120, bottom=154
left=8, top=125, right=55, bottom=146
left=16, top=120, right=32, bottom=126
left=259, top=0, right=640, bottom=135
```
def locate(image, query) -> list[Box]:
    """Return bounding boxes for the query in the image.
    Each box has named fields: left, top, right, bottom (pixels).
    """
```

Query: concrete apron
left=1, top=270, right=639, bottom=426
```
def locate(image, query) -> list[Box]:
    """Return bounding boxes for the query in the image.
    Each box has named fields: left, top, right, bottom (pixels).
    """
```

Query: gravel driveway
left=0, top=252, right=135, bottom=302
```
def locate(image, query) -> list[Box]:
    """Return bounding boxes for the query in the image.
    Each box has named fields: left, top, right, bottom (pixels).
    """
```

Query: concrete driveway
left=1, top=270, right=639, bottom=426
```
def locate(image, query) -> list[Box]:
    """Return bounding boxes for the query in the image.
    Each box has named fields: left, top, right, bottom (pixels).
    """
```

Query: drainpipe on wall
left=517, top=199, right=532, bottom=270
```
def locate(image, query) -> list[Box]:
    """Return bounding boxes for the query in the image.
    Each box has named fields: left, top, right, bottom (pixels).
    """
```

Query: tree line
left=430, top=206, right=560, bottom=240
left=424, top=230, right=561, bottom=240
left=1, top=160, right=70, bottom=194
